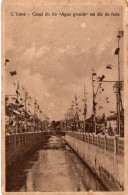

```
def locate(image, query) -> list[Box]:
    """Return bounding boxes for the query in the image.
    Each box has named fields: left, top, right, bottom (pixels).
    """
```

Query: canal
left=6, top=135, right=108, bottom=192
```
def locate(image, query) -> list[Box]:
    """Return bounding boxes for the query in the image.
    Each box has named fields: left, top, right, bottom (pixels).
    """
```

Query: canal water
left=6, top=135, right=108, bottom=192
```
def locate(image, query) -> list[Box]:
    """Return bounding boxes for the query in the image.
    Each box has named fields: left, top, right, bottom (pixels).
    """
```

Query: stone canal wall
left=64, top=131, right=124, bottom=191
left=6, top=132, right=46, bottom=167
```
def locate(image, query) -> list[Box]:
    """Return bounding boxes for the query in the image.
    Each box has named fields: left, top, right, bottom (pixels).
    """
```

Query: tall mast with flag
left=16, top=81, right=19, bottom=134
left=24, top=91, right=28, bottom=134
left=75, top=94, right=79, bottom=131
left=92, top=68, right=97, bottom=134
left=83, top=85, right=87, bottom=133
left=114, top=29, right=124, bottom=136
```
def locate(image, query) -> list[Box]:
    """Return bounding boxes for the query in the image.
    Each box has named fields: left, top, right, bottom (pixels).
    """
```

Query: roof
left=107, top=110, right=124, bottom=121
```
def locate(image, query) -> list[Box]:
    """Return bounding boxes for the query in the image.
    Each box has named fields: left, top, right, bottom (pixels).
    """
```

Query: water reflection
left=6, top=136, right=107, bottom=192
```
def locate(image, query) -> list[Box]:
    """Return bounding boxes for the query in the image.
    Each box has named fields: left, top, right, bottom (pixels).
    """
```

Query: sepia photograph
left=2, top=0, right=127, bottom=193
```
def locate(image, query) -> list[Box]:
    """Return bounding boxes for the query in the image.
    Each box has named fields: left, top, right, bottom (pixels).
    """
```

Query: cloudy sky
left=5, top=5, right=124, bottom=121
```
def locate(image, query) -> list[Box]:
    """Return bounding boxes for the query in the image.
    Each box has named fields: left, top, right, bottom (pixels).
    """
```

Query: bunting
left=5, top=59, right=10, bottom=65
left=10, top=71, right=17, bottom=76
left=99, top=75, right=105, bottom=81
left=106, top=65, right=113, bottom=69
left=99, top=106, right=103, bottom=110
left=117, top=30, right=124, bottom=38
left=16, top=90, right=20, bottom=96
left=114, top=48, right=120, bottom=55
left=110, top=111, right=115, bottom=113
left=75, top=95, right=77, bottom=101
left=15, top=99, right=19, bottom=104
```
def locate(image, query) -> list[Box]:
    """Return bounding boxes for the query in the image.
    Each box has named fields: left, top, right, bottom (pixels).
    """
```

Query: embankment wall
left=6, top=132, right=46, bottom=167
left=64, top=134, right=124, bottom=191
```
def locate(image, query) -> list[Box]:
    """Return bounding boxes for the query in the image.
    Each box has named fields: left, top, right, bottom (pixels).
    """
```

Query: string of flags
left=5, top=59, right=49, bottom=121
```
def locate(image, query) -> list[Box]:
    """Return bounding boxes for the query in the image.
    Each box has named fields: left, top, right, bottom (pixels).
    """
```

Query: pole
left=34, top=100, right=36, bottom=132
left=84, top=85, right=86, bottom=133
left=75, top=96, right=76, bottom=131
left=24, top=91, right=27, bottom=133
left=16, top=81, right=19, bottom=134
left=117, top=29, right=121, bottom=136
left=75, top=95, right=78, bottom=131
left=37, top=105, right=39, bottom=131
left=92, top=70, right=96, bottom=134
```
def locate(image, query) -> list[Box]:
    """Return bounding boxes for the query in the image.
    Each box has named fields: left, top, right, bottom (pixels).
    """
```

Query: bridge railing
left=6, top=132, right=46, bottom=148
left=116, top=137, right=124, bottom=156
left=66, top=131, right=124, bottom=157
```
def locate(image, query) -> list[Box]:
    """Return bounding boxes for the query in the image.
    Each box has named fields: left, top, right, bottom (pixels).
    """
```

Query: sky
left=5, top=5, right=124, bottom=121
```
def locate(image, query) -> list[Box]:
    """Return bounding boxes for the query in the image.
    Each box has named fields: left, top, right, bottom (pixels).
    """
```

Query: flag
left=75, top=95, right=77, bottom=101
left=118, top=30, right=124, bottom=38
left=10, top=71, right=17, bottom=76
left=114, top=48, right=120, bottom=55
left=99, top=75, right=105, bottom=81
left=5, top=59, right=10, bottom=65
left=97, top=76, right=101, bottom=80
left=106, top=65, right=113, bottom=69
left=99, top=106, right=103, bottom=110
left=16, top=90, right=20, bottom=95
left=99, top=83, right=102, bottom=88
left=5, top=59, right=10, bottom=62
left=17, top=81, right=19, bottom=91
left=110, top=111, right=115, bottom=113
left=106, top=97, right=109, bottom=103
left=15, top=99, right=19, bottom=104
left=25, top=92, right=28, bottom=99
left=19, top=104, right=24, bottom=108
left=92, top=68, right=97, bottom=75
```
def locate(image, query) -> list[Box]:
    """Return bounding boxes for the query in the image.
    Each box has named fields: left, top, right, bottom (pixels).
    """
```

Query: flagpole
left=16, top=81, right=19, bottom=134
left=92, top=69, right=96, bottom=134
left=75, top=95, right=76, bottom=131
left=84, top=85, right=86, bottom=133
left=37, top=105, right=39, bottom=131
left=117, top=29, right=121, bottom=136
left=72, top=103, right=74, bottom=131
left=75, top=95, right=78, bottom=131
left=24, top=91, right=27, bottom=134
